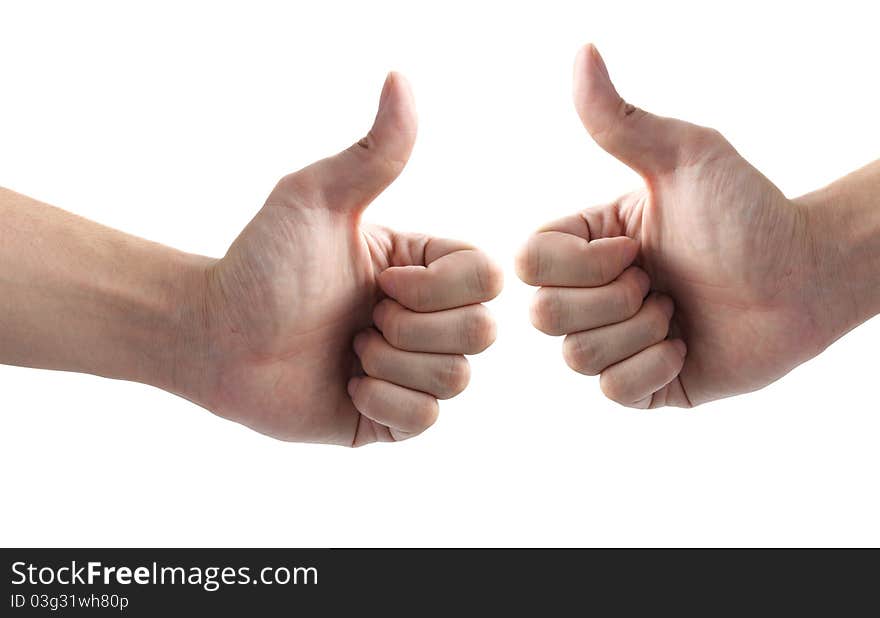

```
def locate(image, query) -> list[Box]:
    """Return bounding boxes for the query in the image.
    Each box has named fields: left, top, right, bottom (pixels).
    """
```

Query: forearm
left=0, top=187, right=213, bottom=392
left=797, top=160, right=880, bottom=343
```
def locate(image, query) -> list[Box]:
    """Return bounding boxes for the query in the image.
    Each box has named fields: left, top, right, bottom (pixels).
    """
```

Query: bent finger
left=378, top=248, right=503, bottom=312
left=516, top=232, right=638, bottom=287
left=373, top=299, right=497, bottom=354
left=347, top=376, right=439, bottom=440
left=563, top=293, right=674, bottom=375
left=354, top=328, right=470, bottom=399
left=530, top=266, right=650, bottom=335
left=599, top=339, right=687, bottom=407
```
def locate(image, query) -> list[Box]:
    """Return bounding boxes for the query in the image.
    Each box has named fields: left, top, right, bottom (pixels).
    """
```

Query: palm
left=620, top=147, right=817, bottom=405
left=203, top=200, right=379, bottom=444
left=187, top=72, right=416, bottom=445
left=533, top=43, right=829, bottom=408
left=188, top=73, right=499, bottom=444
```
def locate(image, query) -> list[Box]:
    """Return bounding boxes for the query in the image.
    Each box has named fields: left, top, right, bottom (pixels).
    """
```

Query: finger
left=515, top=232, right=638, bottom=287
left=373, top=299, right=496, bottom=354
left=573, top=43, right=690, bottom=177
left=354, top=328, right=470, bottom=400
left=276, top=72, right=418, bottom=214
left=563, top=293, right=674, bottom=375
left=378, top=247, right=503, bottom=312
left=347, top=376, right=438, bottom=440
left=600, top=339, right=687, bottom=407
left=529, top=266, right=650, bottom=336
left=534, top=214, right=592, bottom=239
left=534, top=202, right=628, bottom=240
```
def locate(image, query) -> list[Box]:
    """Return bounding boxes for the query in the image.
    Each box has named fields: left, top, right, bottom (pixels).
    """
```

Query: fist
left=517, top=45, right=822, bottom=409
left=183, top=73, right=503, bottom=445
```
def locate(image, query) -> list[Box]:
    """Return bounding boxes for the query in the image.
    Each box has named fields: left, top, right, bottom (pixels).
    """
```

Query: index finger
left=515, top=232, right=638, bottom=287
left=377, top=245, right=504, bottom=312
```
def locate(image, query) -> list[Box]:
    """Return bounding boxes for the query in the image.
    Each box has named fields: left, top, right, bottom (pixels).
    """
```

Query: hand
left=516, top=45, right=831, bottom=408
left=181, top=74, right=502, bottom=444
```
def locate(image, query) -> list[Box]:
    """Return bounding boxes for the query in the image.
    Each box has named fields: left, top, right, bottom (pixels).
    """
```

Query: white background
left=1, top=0, right=878, bottom=547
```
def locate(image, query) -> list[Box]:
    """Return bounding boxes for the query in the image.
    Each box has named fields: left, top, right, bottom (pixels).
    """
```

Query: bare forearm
left=0, top=187, right=212, bottom=391
left=798, top=160, right=880, bottom=343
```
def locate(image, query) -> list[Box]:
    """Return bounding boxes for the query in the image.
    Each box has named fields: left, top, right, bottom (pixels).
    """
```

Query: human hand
left=516, top=44, right=832, bottom=408
left=179, top=74, right=502, bottom=444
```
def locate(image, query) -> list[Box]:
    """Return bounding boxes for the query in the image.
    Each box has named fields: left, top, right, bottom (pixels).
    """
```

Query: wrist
left=797, top=168, right=880, bottom=347
left=155, top=251, right=218, bottom=407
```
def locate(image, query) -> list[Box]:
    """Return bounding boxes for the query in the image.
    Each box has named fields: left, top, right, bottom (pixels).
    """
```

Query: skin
left=3, top=53, right=877, bottom=436
left=0, top=73, right=503, bottom=446
left=516, top=44, right=880, bottom=409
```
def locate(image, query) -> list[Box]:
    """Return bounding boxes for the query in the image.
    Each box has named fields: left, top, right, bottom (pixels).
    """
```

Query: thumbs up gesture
left=186, top=74, right=502, bottom=445
left=517, top=45, right=826, bottom=408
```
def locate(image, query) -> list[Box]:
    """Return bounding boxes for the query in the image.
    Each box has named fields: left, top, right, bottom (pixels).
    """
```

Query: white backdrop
left=1, top=0, right=878, bottom=547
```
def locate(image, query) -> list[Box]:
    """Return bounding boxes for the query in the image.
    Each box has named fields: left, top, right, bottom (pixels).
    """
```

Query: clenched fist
left=184, top=74, right=503, bottom=444
left=516, top=45, right=844, bottom=408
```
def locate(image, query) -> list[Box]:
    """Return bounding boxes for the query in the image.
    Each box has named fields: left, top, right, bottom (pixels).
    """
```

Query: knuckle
left=660, top=345, right=684, bottom=375
left=617, top=278, right=644, bottom=318
left=591, top=114, right=625, bottom=153
left=593, top=252, right=611, bottom=286
left=409, top=397, right=440, bottom=433
left=682, top=125, right=732, bottom=160
left=373, top=298, right=394, bottom=324
left=272, top=171, right=320, bottom=208
left=376, top=301, right=407, bottom=348
left=646, top=306, right=671, bottom=342
left=273, top=172, right=302, bottom=194
left=352, top=378, right=375, bottom=411
left=435, top=356, right=470, bottom=399
left=462, top=306, right=496, bottom=353
left=473, top=253, right=504, bottom=299
left=530, top=288, right=563, bottom=335
left=563, top=334, right=601, bottom=376
left=357, top=337, right=383, bottom=376
left=599, top=371, right=629, bottom=404
left=412, top=283, right=433, bottom=311
left=515, top=236, right=543, bottom=285
left=375, top=155, right=408, bottom=181
left=391, top=317, right=413, bottom=349
left=700, top=126, right=726, bottom=145
left=349, top=131, right=407, bottom=176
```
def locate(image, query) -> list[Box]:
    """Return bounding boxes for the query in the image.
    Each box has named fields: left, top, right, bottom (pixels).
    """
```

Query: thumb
left=573, top=44, right=687, bottom=177
left=289, top=72, right=417, bottom=214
